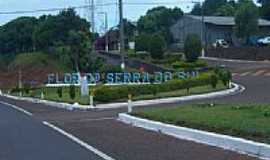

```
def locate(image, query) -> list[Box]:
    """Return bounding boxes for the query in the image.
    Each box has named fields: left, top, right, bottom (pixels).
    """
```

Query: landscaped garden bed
left=9, top=71, right=230, bottom=105
left=132, top=104, right=270, bottom=144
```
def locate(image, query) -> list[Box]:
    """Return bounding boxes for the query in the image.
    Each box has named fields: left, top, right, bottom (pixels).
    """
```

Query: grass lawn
left=21, top=83, right=226, bottom=105
left=132, top=104, right=270, bottom=144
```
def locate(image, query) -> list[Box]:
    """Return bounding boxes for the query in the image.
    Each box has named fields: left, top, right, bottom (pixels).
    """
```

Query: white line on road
left=0, top=101, right=33, bottom=116
left=42, top=121, right=116, bottom=160
left=82, top=117, right=116, bottom=122
left=239, top=72, right=251, bottom=77
left=252, top=70, right=266, bottom=76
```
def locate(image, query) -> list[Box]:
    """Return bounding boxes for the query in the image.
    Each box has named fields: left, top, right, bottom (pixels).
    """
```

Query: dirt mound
left=0, top=52, right=68, bottom=89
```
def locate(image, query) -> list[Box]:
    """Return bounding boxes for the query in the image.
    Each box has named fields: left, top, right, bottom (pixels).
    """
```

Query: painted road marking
left=82, top=117, right=115, bottom=122
left=0, top=101, right=33, bottom=116
left=239, top=72, right=251, bottom=77
left=264, top=72, right=270, bottom=76
left=43, top=121, right=115, bottom=160
left=252, top=70, right=267, bottom=76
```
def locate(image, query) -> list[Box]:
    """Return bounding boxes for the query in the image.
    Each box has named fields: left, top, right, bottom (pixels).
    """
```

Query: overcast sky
left=0, top=0, right=196, bottom=33
left=0, top=0, right=258, bottom=33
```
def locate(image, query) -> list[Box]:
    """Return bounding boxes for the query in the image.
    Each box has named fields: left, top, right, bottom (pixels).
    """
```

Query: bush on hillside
left=57, top=87, right=63, bottom=98
left=210, top=74, right=218, bottom=89
left=135, top=34, right=151, bottom=52
left=69, top=85, right=76, bottom=100
left=184, top=34, right=202, bottom=62
left=148, top=34, right=166, bottom=59
left=215, top=68, right=232, bottom=87
left=128, top=51, right=150, bottom=60
left=172, top=60, right=207, bottom=69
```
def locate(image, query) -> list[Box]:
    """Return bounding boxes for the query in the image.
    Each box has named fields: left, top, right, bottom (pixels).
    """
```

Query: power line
left=0, top=3, right=116, bottom=15
left=0, top=1, right=201, bottom=15
left=123, top=1, right=201, bottom=5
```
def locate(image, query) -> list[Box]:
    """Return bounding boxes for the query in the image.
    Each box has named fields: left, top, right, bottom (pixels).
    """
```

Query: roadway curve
left=0, top=59, right=269, bottom=160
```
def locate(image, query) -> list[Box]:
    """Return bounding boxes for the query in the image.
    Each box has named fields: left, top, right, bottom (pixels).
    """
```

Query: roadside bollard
left=128, top=94, right=133, bottom=113
left=90, top=95, right=94, bottom=108
left=0, top=90, right=2, bottom=96
left=41, top=92, right=44, bottom=99
left=90, top=88, right=96, bottom=108
left=229, top=81, right=233, bottom=89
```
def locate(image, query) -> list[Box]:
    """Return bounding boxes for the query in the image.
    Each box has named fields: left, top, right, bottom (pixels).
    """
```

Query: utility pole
left=119, top=0, right=125, bottom=70
left=201, top=0, right=205, bottom=57
left=91, top=0, right=95, bottom=34
left=98, top=12, right=109, bottom=52
left=105, top=12, right=108, bottom=52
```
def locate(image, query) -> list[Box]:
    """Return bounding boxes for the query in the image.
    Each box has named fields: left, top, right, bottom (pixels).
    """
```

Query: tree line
left=0, top=8, right=93, bottom=72
left=191, top=0, right=269, bottom=19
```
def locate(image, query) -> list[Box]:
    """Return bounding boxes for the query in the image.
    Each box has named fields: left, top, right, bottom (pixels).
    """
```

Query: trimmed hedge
left=94, top=73, right=215, bottom=102
left=172, top=60, right=208, bottom=69
left=10, top=70, right=231, bottom=103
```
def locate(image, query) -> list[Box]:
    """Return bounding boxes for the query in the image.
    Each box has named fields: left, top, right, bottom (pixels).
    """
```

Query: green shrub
left=214, top=68, right=232, bottom=87
left=148, top=34, right=166, bottom=59
left=184, top=34, right=202, bottom=62
left=101, top=65, right=122, bottom=73
left=128, top=51, right=150, bottom=60
left=69, top=85, right=76, bottom=100
left=135, top=34, right=151, bottom=52
left=172, top=60, right=207, bottom=69
left=94, top=73, right=216, bottom=102
left=57, top=87, right=63, bottom=98
left=221, top=70, right=232, bottom=87
left=210, top=74, right=218, bottom=89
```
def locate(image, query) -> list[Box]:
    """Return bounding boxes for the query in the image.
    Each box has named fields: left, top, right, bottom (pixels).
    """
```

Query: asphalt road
left=0, top=103, right=103, bottom=160
left=0, top=59, right=269, bottom=160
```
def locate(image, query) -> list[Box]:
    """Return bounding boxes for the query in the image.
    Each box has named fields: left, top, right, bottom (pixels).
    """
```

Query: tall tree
left=137, top=7, right=183, bottom=44
left=234, top=0, right=259, bottom=42
left=67, top=30, right=91, bottom=72
left=33, top=8, right=90, bottom=50
left=191, top=0, right=236, bottom=16
left=203, top=0, right=227, bottom=15
left=216, top=3, right=236, bottom=16
left=190, top=3, right=202, bottom=15
left=0, top=17, right=38, bottom=54
left=258, top=0, right=270, bottom=20
left=115, top=19, right=137, bottom=41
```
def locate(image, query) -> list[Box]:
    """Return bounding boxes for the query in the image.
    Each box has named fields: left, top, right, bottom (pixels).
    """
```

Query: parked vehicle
left=257, top=37, right=270, bottom=46
left=212, top=39, right=229, bottom=48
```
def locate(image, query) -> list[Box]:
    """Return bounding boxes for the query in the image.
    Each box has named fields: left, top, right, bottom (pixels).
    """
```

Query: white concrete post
left=201, top=48, right=205, bottom=58
left=41, top=92, right=44, bottom=99
left=90, top=95, right=94, bottom=108
left=90, top=88, right=95, bottom=108
left=229, top=81, right=233, bottom=89
left=0, top=90, right=2, bottom=96
left=128, top=94, right=133, bottom=113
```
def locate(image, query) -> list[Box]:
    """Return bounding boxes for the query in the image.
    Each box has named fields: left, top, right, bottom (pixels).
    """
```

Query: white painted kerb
left=2, top=83, right=244, bottom=110
left=118, top=113, right=270, bottom=160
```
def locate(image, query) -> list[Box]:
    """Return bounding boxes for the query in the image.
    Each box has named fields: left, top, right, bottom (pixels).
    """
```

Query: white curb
left=2, top=83, right=245, bottom=110
left=201, top=57, right=270, bottom=64
left=96, top=82, right=245, bottom=109
left=2, top=94, right=90, bottom=111
left=118, top=113, right=270, bottom=160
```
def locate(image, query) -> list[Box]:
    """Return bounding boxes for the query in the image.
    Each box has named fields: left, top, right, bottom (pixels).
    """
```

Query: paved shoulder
left=0, top=103, right=104, bottom=160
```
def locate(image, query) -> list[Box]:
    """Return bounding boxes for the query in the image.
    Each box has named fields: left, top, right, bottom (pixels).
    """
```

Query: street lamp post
left=201, top=0, right=206, bottom=57
left=119, top=0, right=125, bottom=70
left=98, top=12, right=109, bottom=52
